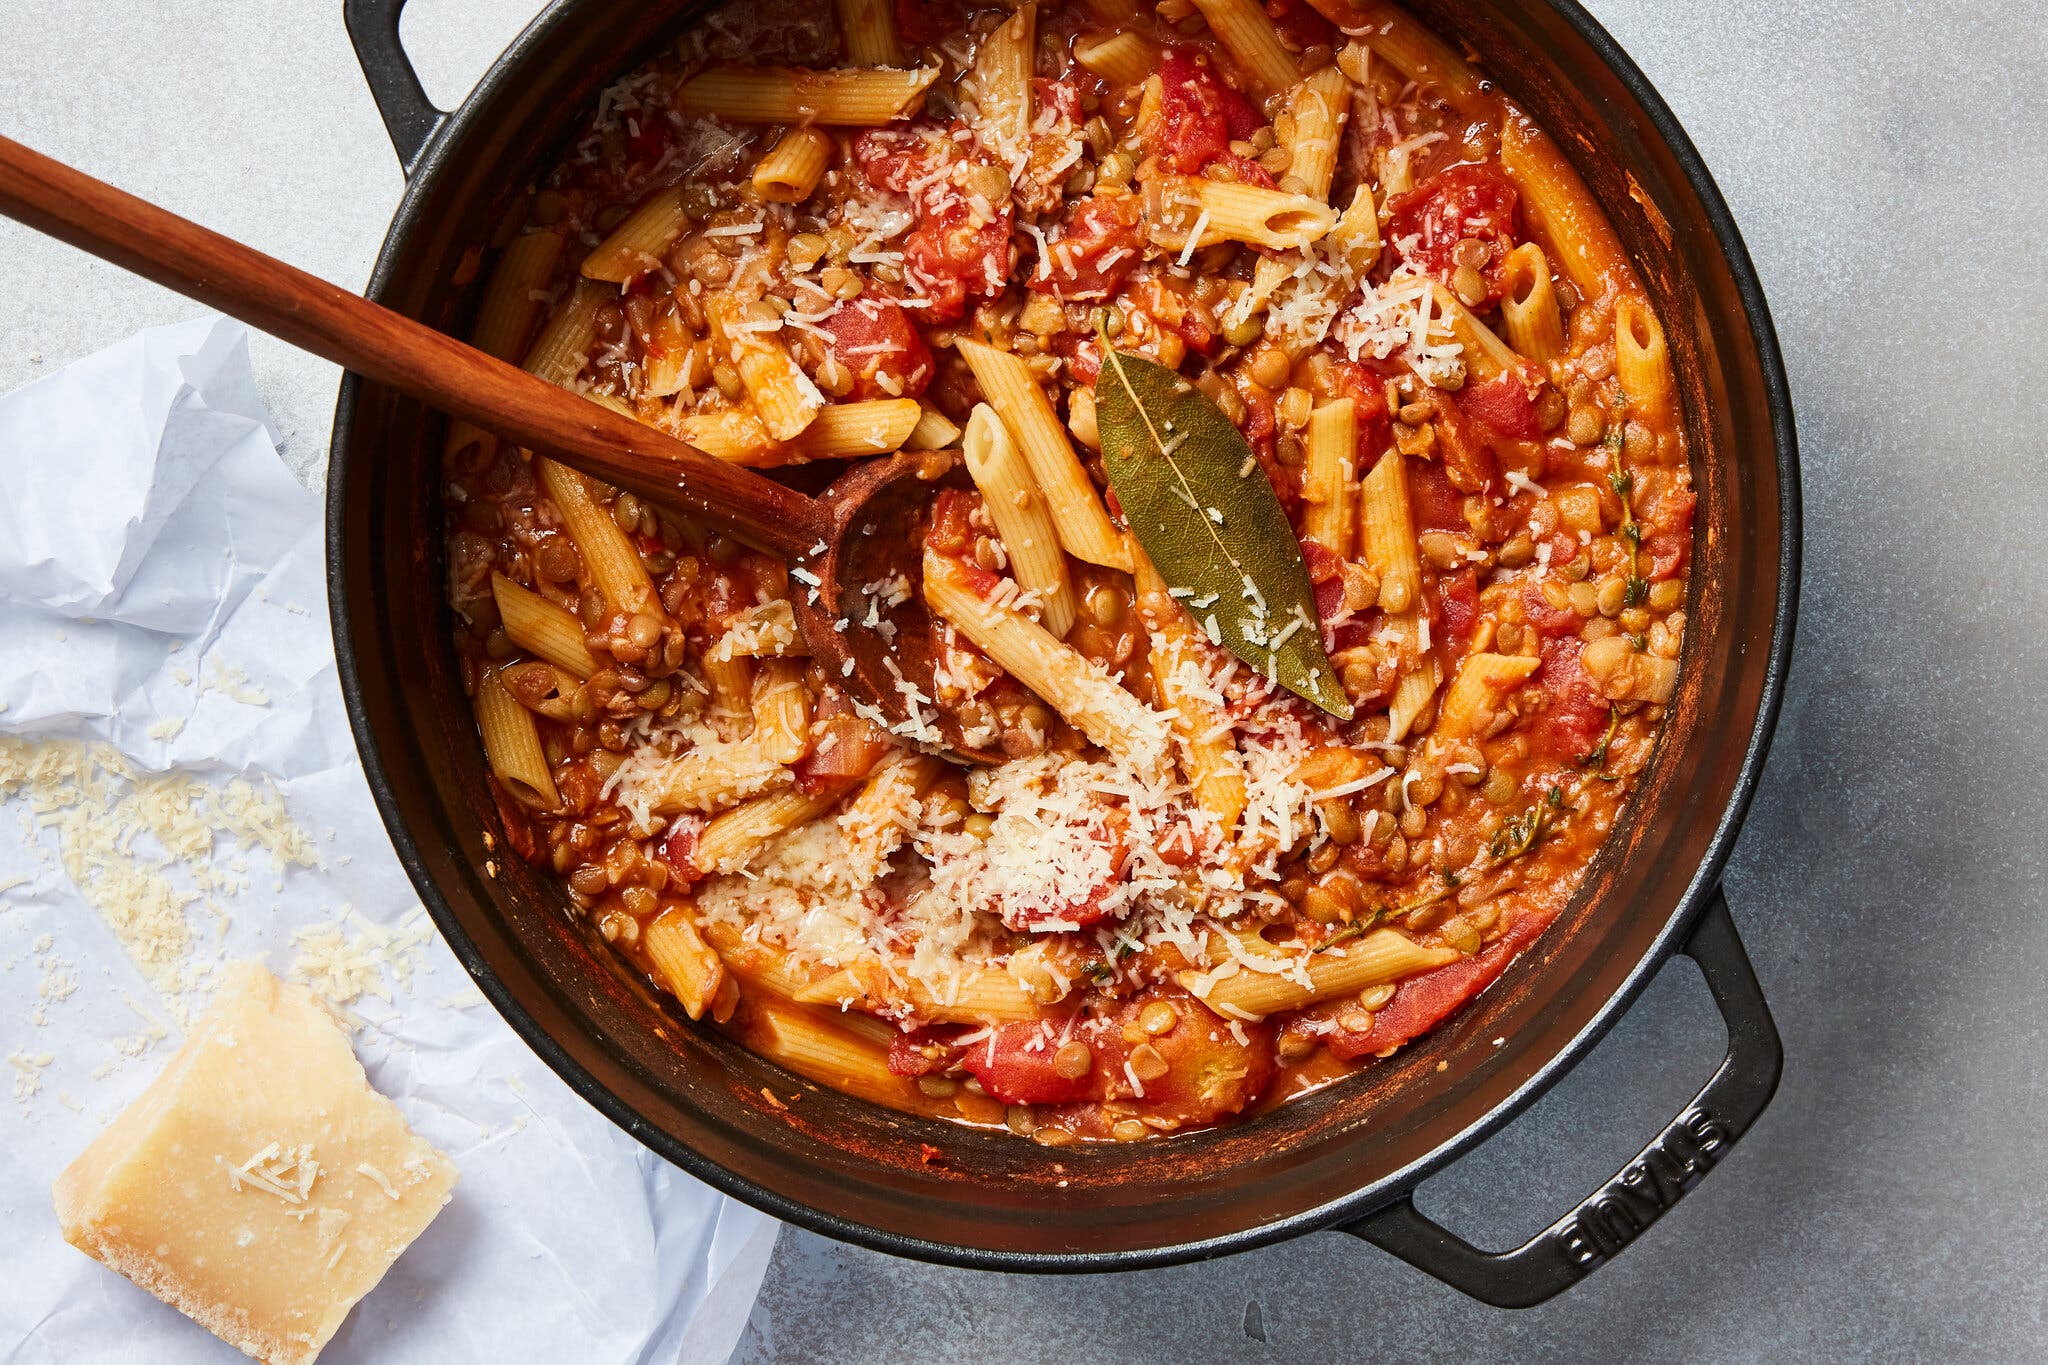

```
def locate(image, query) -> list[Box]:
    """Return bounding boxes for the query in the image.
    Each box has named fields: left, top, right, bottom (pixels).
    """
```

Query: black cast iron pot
left=331, top=0, right=1798, bottom=1305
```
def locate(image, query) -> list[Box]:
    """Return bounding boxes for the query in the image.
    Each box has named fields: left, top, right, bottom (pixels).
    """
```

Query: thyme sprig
left=1606, top=421, right=1649, bottom=608
left=1580, top=707, right=1623, bottom=782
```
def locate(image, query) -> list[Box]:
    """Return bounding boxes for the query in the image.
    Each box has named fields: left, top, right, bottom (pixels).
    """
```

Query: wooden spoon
left=0, top=135, right=997, bottom=763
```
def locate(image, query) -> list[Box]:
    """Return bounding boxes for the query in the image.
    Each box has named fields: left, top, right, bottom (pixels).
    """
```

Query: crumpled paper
left=0, top=317, right=777, bottom=1364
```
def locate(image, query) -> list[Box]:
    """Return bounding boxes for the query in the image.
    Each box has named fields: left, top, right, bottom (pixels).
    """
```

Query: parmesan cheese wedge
left=53, top=962, right=457, bottom=1365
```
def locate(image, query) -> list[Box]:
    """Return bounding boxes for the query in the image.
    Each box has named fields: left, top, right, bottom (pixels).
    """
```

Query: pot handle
left=1340, top=887, right=1780, bottom=1307
left=343, top=0, right=444, bottom=175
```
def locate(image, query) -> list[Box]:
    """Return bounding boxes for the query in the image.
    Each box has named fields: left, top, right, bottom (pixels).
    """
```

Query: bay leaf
left=1094, top=345, right=1352, bottom=719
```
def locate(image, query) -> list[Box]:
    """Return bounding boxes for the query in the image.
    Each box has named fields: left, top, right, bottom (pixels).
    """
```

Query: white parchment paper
left=0, top=317, right=777, bottom=1364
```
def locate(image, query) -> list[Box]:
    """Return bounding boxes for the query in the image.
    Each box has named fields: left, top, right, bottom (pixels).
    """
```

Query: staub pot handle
left=344, top=0, right=445, bottom=174
left=1342, top=888, right=1782, bottom=1306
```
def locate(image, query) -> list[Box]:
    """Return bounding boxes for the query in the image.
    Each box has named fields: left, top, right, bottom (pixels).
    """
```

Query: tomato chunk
left=792, top=689, right=892, bottom=790
left=958, top=1021, right=1099, bottom=1105
left=1527, top=635, right=1609, bottom=762
left=1460, top=371, right=1547, bottom=440
left=1151, top=49, right=1264, bottom=176
left=1029, top=192, right=1144, bottom=299
left=1325, top=906, right=1557, bottom=1061
left=1429, top=567, right=1480, bottom=654
left=819, top=294, right=934, bottom=399
left=1386, top=162, right=1522, bottom=302
left=854, top=124, right=1013, bottom=322
left=1406, top=456, right=1467, bottom=531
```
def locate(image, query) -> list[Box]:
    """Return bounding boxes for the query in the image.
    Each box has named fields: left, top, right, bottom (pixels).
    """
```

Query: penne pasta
left=1131, top=539, right=1247, bottom=832
left=955, top=339, right=1130, bottom=570
left=1358, top=451, right=1421, bottom=616
left=1327, top=182, right=1381, bottom=273
left=1338, top=0, right=1491, bottom=117
left=1301, top=398, right=1359, bottom=560
left=692, top=779, right=861, bottom=876
left=1283, top=64, right=1352, bottom=202
left=1434, top=652, right=1540, bottom=740
left=495, top=660, right=582, bottom=722
left=533, top=458, right=664, bottom=621
left=1190, top=0, right=1301, bottom=100
left=582, top=185, right=692, bottom=283
left=834, top=0, right=904, bottom=68
left=1499, top=242, right=1566, bottom=366
left=645, top=909, right=727, bottom=1021
left=1385, top=654, right=1441, bottom=743
left=903, top=402, right=962, bottom=450
left=1074, top=31, right=1156, bottom=88
left=522, top=278, right=609, bottom=386
left=672, top=396, right=921, bottom=466
left=751, top=127, right=835, bottom=204
left=476, top=668, right=560, bottom=810
left=1615, top=295, right=1674, bottom=427
left=491, top=572, right=599, bottom=679
left=924, top=550, right=1169, bottom=778
left=1501, top=112, right=1635, bottom=302
left=837, top=752, right=946, bottom=884
left=794, top=955, right=1042, bottom=1024
left=701, top=921, right=827, bottom=1001
left=677, top=66, right=938, bottom=126
left=702, top=654, right=757, bottom=737
left=447, top=230, right=566, bottom=464
left=746, top=1002, right=933, bottom=1111
left=643, top=740, right=792, bottom=817
left=961, top=403, right=1077, bottom=639
left=1146, top=176, right=1338, bottom=253
left=1179, top=929, right=1461, bottom=1016
left=706, top=295, right=825, bottom=441
left=968, top=2, right=1036, bottom=163
left=751, top=658, right=812, bottom=764
left=637, top=299, right=701, bottom=399
left=1429, top=281, right=1522, bottom=382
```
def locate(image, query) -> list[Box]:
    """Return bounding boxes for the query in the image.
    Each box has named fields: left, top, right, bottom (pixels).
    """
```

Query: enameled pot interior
left=329, top=0, right=1788, bottom=1263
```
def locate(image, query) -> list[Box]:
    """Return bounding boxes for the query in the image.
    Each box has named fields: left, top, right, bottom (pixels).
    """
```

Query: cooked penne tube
left=495, top=660, right=582, bottom=722
left=1283, top=64, right=1352, bottom=201
left=582, top=185, right=692, bottom=283
left=673, top=397, right=921, bottom=466
left=1615, top=295, right=1674, bottom=427
left=450, top=230, right=570, bottom=463
left=522, top=278, right=609, bottom=386
left=1073, top=31, right=1156, bottom=87
left=969, top=2, right=1036, bottom=162
left=677, top=66, right=938, bottom=126
left=1132, top=539, right=1247, bottom=832
left=837, top=752, right=946, bottom=884
left=1190, top=0, right=1300, bottom=99
left=1386, top=654, right=1440, bottom=742
left=1499, top=242, right=1566, bottom=366
left=925, top=550, right=1169, bottom=777
left=794, top=955, right=1042, bottom=1024
left=751, top=658, right=812, bottom=764
left=961, top=403, right=1077, bottom=639
left=1147, top=176, right=1338, bottom=253
left=1327, top=182, right=1381, bottom=273
left=1338, top=0, right=1490, bottom=116
left=751, top=127, right=834, bottom=204
left=533, top=458, right=664, bottom=621
left=1179, top=929, right=1461, bottom=1015
left=1501, top=112, right=1634, bottom=302
left=706, top=295, right=825, bottom=441
left=701, top=921, right=827, bottom=1001
left=955, top=339, right=1129, bottom=570
left=1301, top=398, right=1359, bottom=559
left=1358, top=451, right=1421, bottom=616
left=1435, top=652, right=1541, bottom=740
left=644, top=740, right=792, bottom=816
left=1429, top=282, right=1521, bottom=382
left=693, top=780, right=860, bottom=875
left=746, top=1002, right=933, bottom=1111
left=637, top=301, right=701, bottom=399
left=645, top=909, right=727, bottom=1021
left=491, top=572, right=599, bottom=678
left=903, top=402, right=962, bottom=450
left=702, top=654, right=757, bottom=736
left=476, top=668, right=559, bottom=810
left=835, top=0, right=904, bottom=67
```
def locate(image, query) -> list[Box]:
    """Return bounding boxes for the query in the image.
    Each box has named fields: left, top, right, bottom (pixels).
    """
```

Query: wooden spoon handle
left=0, top=135, right=828, bottom=559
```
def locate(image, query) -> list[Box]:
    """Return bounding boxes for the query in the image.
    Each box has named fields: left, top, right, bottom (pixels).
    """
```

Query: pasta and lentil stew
left=444, top=0, right=1695, bottom=1146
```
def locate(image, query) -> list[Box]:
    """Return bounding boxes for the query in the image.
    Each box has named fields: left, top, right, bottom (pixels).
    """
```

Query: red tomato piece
left=904, top=211, right=1010, bottom=323
left=1033, top=74, right=1086, bottom=124
left=959, top=1021, right=1099, bottom=1105
left=1460, top=371, right=1547, bottom=440
left=1152, top=49, right=1263, bottom=176
left=1212, top=150, right=1277, bottom=189
left=1521, top=583, right=1580, bottom=640
left=1407, top=456, right=1467, bottom=531
left=1528, top=635, right=1609, bottom=762
left=1029, top=193, right=1145, bottom=299
left=819, top=295, right=934, bottom=399
left=1429, top=567, right=1480, bottom=653
left=792, top=690, right=891, bottom=790
left=1325, top=906, right=1558, bottom=1061
left=657, top=815, right=707, bottom=883
left=1385, top=162, right=1522, bottom=301
left=886, top=1024, right=966, bottom=1077
left=1641, top=485, right=1696, bottom=580
left=997, top=823, right=1130, bottom=932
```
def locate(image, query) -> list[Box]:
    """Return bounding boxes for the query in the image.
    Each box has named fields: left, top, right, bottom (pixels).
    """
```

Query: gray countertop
left=6, top=1, right=2044, bottom=1360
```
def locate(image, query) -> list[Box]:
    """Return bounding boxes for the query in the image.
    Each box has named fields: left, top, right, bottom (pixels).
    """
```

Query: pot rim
left=325, top=0, right=1800, bottom=1271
